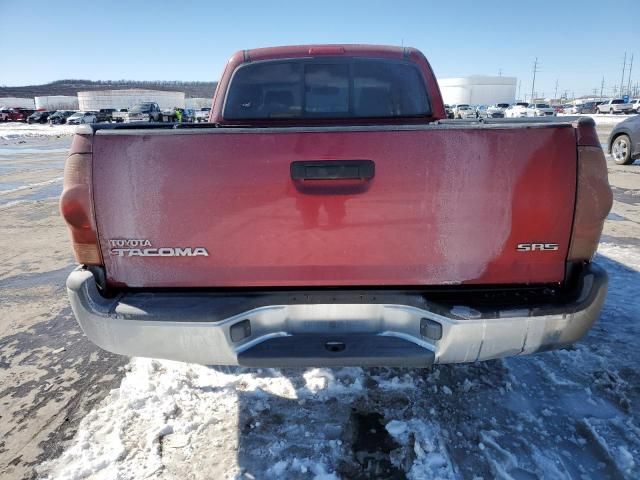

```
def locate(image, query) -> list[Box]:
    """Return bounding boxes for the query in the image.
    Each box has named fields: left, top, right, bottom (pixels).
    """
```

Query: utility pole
left=530, top=57, right=539, bottom=102
left=498, top=68, right=502, bottom=76
left=554, top=79, right=559, bottom=101
left=626, top=53, right=634, bottom=96
left=619, top=52, right=627, bottom=97
left=600, top=76, right=605, bottom=99
left=517, top=80, right=521, bottom=100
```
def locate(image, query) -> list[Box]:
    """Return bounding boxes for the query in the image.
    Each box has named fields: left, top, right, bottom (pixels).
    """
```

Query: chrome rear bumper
left=67, top=264, right=607, bottom=367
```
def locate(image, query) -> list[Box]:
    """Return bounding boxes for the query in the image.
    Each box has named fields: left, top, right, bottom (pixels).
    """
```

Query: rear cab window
left=223, top=57, right=431, bottom=121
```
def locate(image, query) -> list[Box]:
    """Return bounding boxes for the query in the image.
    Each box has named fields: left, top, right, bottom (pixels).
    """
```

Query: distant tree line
left=0, top=80, right=218, bottom=99
left=48, top=79, right=216, bottom=87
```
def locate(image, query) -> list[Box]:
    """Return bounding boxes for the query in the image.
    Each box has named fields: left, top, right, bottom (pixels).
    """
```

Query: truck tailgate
left=92, top=125, right=577, bottom=288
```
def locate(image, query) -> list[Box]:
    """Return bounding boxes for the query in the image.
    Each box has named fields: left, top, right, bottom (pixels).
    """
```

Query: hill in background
left=0, top=79, right=218, bottom=98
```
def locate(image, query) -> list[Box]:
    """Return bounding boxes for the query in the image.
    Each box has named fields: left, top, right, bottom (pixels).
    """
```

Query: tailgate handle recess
left=291, top=160, right=375, bottom=181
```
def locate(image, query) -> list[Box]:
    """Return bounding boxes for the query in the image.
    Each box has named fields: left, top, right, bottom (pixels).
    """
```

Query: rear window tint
left=224, top=58, right=430, bottom=120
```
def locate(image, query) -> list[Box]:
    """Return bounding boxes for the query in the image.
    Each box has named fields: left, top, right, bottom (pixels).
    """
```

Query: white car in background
left=630, top=99, right=640, bottom=113
left=195, top=107, right=211, bottom=122
left=486, top=103, right=509, bottom=118
left=526, top=103, right=556, bottom=117
left=66, top=111, right=97, bottom=125
left=596, top=99, right=634, bottom=114
left=564, top=104, right=580, bottom=114
left=504, top=103, right=529, bottom=118
left=454, top=104, right=476, bottom=119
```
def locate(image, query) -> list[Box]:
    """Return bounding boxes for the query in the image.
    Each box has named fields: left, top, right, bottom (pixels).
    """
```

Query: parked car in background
left=526, top=103, right=556, bottom=117
left=449, top=104, right=462, bottom=117
left=96, top=108, right=117, bottom=123
left=597, top=99, right=634, bottom=114
left=66, top=111, right=97, bottom=125
left=486, top=103, right=509, bottom=118
left=6, top=108, right=35, bottom=122
left=27, top=111, right=54, bottom=124
left=631, top=99, right=640, bottom=113
left=0, top=109, right=10, bottom=121
left=111, top=109, right=128, bottom=123
left=457, top=105, right=477, bottom=119
left=195, top=107, right=211, bottom=122
left=451, top=104, right=474, bottom=118
left=182, top=108, right=196, bottom=123
left=504, top=103, right=528, bottom=118
left=572, top=102, right=598, bottom=114
left=443, top=104, right=454, bottom=119
left=553, top=105, right=564, bottom=114
left=48, top=110, right=76, bottom=125
left=608, top=114, right=640, bottom=165
left=125, top=102, right=163, bottom=122
left=475, top=105, right=488, bottom=118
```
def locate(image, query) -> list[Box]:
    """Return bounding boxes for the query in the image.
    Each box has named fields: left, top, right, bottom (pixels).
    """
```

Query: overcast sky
left=1, top=0, right=638, bottom=98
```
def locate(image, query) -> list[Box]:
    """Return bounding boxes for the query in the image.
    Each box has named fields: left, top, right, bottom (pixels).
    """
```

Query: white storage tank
left=77, top=89, right=185, bottom=110
left=34, top=95, right=79, bottom=110
left=0, top=97, right=35, bottom=109
left=438, top=76, right=517, bottom=105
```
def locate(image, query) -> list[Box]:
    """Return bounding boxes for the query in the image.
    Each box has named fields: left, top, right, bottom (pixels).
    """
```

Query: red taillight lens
left=60, top=153, right=102, bottom=265
left=567, top=146, right=613, bottom=262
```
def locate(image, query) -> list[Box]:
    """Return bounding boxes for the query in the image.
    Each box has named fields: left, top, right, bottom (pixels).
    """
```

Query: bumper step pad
left=237, top=334, right=435, bottom=368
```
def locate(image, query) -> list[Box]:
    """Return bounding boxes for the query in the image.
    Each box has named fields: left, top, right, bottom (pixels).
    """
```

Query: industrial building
left=438, top=76, right=517, bottom=105
left=78, top=89, right=185, bottom=110
left=0, top=97, right=35, bottom=109
left=34, top=95, right=79, bottom=110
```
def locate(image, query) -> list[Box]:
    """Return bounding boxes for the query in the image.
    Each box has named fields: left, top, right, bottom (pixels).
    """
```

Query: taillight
left=308, top=46, right=345, bottom=55
left=567, top=119, right=613, bottom=262
left=60, top=152, right=102, bottom=265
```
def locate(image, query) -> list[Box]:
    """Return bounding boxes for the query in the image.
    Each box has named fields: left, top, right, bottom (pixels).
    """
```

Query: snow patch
left=0, top=176, right=63, bottom=196
left=0, top=122, right=76, bottom=140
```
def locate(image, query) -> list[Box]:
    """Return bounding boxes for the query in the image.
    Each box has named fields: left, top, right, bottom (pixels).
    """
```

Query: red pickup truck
left=61, top=45, right=612, bottom=367
left=4, top=108, right=35, bottom=122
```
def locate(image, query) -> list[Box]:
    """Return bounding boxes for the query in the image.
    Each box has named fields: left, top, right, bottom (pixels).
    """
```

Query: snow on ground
left=39, top=243, right=640, bottom=480
left=0, top=122, right=76, bottom=140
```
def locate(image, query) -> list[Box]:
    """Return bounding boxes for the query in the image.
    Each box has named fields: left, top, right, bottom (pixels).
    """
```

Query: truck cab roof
left=212, top=44, right=445, bottom=125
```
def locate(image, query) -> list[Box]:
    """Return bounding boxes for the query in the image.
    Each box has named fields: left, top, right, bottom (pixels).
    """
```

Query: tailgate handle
left=290, top=160, right=375, bottom=181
